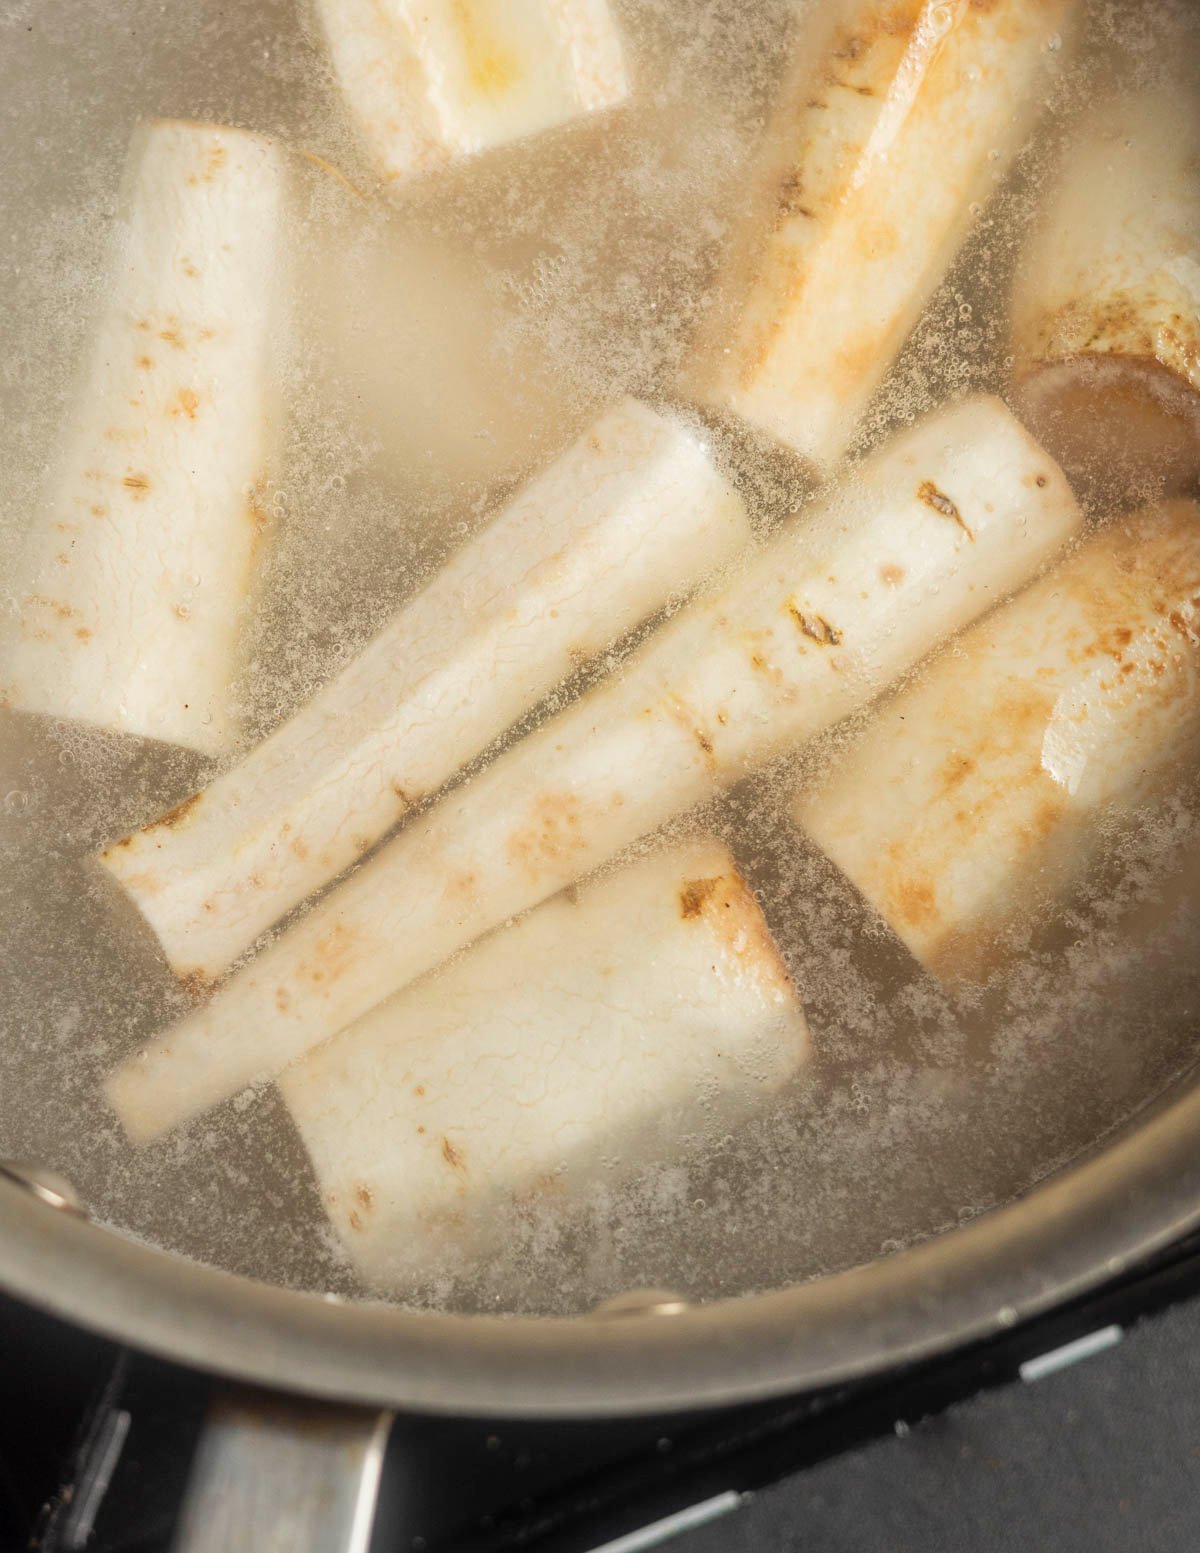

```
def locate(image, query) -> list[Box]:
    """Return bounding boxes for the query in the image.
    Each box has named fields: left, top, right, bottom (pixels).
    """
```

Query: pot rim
left=1, top=1070, right=1198, bottom=1417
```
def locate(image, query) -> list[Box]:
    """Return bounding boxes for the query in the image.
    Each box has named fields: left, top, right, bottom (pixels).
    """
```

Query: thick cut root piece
left=316, top=0, right=628, bottom=186
left=281, top=839, right=808, bottom=1290
left=1012, top=86, right=1200, bottom=499
left=106, top=395, right=1081, bottom=1143
left=684, top=0, right=1077, bottom=473
left=795, top=501, right=1200, bottom=983
left=0, top=121, right=283, bottom=757
left=97, top=398, right=750, bottom=982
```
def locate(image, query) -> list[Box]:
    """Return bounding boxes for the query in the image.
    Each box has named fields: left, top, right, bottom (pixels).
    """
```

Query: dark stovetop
left=7, top=1228, right=1200, bottom=1553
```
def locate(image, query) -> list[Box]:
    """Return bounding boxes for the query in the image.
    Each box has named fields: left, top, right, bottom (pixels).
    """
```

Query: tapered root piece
left=0, top=120, right=284, bottom=756
left=796, top=501, right=1200, bottom=982
left=281, top=839, right=808, bottom=1289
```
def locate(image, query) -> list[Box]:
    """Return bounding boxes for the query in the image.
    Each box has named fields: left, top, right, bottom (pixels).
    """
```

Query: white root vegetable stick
left=0, top=121, right=283, bottom=758
left=96, top=399, right=750, bottom=982
left=107, top=395, right=1081, bottom=1143
left=315, top=0, right=628, bottom=186
left=795, top=500, right=1200, bottom=984
left=683, top=0, right=1076, bottom=473
left=280, top=839, right=808, bottom=1289
left=1011, top=86, right=1200, bottom=494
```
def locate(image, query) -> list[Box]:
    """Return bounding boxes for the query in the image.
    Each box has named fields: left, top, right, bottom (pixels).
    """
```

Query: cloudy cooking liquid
left=0, top=0, right=1196, bottom=1314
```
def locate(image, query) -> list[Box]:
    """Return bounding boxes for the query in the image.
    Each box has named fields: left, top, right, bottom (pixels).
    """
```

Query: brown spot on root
left=179, top=969, right=213, bottom=1003
left=694, top=729, right=715, bottom=758
left=891, top=875, right=939, bottom=931
left=939, top=752, right=976, bottom=792
left=169, top=388, right=200, bottom=420
left=90, top=504, right=108, bottom=517
left=788, top=604, right=842, bottom=645
left=186, top=142, right=228, bottom=186
left=445, top=871, right=478, bottom=902
left=275, top=987, right=291, bottom=1013
left=680, top=868, right=795, bottom=997
left=390, top=781, right=415, bottom=806
left=158, top=327, right=185, bottom=350
left=354, top=1183, right=374, bottom=1210
left=290, top=836, right=310, bottom=861
left=75, top=627, right=92, bottom=641
left=918, top=480, right=972, bottom=540
left=506, top=792, right=589, bottom=877
left=441, top=1136, right=467, bottom=1172
left=880, top=563, right=905, bottom=586
left=146, top=791, right=202, bottom=832
left=29, top=594, right=79, bottom=621
left=302, top=922, right=360, bottom=987
left=348, top=1210, right=363, bottom=1232
left=122, top=472, right=152, bottom=497
left=776, top=168, right=815, bottom=224
left=179, top=258, right=200, bottom=279
left=680, top=878, right=719, bottom=918
left=135, top=355, right=154, bottom=370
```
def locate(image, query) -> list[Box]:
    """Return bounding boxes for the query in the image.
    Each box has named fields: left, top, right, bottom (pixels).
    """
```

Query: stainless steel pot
left=5, top=1067, right=1200, bottom=1547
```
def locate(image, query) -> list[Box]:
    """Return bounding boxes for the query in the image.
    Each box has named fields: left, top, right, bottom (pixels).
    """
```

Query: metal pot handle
left=170, top=1392, right=393, bottom=1553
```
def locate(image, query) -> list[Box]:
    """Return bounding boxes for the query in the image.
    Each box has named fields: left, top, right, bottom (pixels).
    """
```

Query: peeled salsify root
left=97, top=398, right=750, bottom=983
left=106, top=394, right=1081, bottom=1144
left=1011, top=84, right=1200, bottom=501
left=281, top=837, right=809, bottom=1290
left=795, top=500, right=1200, bottom=984
left=682, top=0, right=1078, bottom=474
left=315, top=0, right=629, bottom=187
left=0, top=121, right=285, bottom=757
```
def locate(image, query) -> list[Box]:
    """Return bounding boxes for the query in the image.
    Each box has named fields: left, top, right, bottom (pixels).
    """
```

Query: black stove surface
left=7, top=1229, right=1200, bottom=1553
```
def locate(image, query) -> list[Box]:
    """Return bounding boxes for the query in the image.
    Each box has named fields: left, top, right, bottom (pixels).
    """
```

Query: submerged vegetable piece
left=315, top=0, right=628, bottom=186
left=796, top=500, right=1200, bottom=983
left=1012, top=84, right=1200, bottom=498
left=281, top=839, right=808, bottom=1290
left=0, top=121, right=283, bottom=757
left=105, top=395, right=1081, bottom=1143
left=97, top=399, right=751, bottom=981
left=683, top=0, right=1076, bottom=473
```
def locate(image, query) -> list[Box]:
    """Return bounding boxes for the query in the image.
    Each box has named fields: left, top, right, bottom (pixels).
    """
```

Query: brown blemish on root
left=918, top=480, right=972, bottom=540
left=682, top=868, right=795, bottom=998
left=75, top=626, right=92, bottom=641
left=158, top=326, right=185, bottom=350
left=135, top=355, right=154, bottom=371
left=122, top=471, right=152, bottom=497
left=939, top=752, right=976, bottom=792
left=441, top=1136, right=467, bottom=1172
left=679, top=877, right=719, bottom=919
left=880, top=563, right=905, bottom=586
left=354, top=1183, right=374, bottom=1210
left=302, top=922, right=360, bottom=987
left=506, top=792, right=589, bottom=877
left=348, top=1210, right=363, bottom=1232
left=891, top=875, right=939, bottom=931
left=169, top=388, right=200, bottom=419
left=180, top=969, right=213, bottom=1002
left=788, top=604, right=842, bottom=645
left=275, top=987, right=291, bottom=1013
left=146, top=790, right=202, bottom=833
left=186, top=142, right=228, bottom=187
left=29, top=594, right=79, bottom=621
